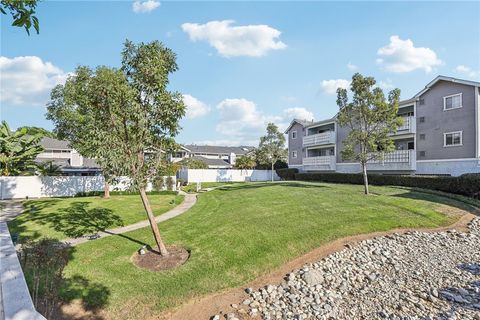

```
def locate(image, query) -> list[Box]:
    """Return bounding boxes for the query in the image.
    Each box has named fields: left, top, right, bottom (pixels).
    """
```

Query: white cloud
left=182, top=94, right=210, bottom=119
left=454, top=65, right=479, bottom=78
left=377, top=79, right=394, bottom=90
left=213, top=98, right=314, bottom=145
left=0, top=56, right=69, bottom=106
left=181, top=20, right=287, bottom=57
left=320, top=79, right=350, bottom=95
left=132, top=0, right=160, bottom=13
left=376, top=35, right=442, bottom=73
left=347, top=62, right=358, bottom=71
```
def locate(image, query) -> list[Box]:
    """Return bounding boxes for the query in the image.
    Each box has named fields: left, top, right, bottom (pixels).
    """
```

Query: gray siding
left=287, top=122, right=304, bottom=165
left=336, top=124, right=357, bottom=163
left=416, top=81, right=476, bottom=160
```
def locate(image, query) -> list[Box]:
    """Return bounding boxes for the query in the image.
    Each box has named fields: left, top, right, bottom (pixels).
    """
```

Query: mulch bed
left=131, top=245, right=189, bottom=271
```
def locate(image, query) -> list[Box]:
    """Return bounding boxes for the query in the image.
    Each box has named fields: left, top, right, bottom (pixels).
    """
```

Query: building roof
left=39, top=137, right=71, bottom=150
left=284, top=118, right=315, bottom=133
left=192, top=156, right=232, bottom=168
left=411, top=75, right=480, bottom=99
left=183, top=145, right=254, bottom=155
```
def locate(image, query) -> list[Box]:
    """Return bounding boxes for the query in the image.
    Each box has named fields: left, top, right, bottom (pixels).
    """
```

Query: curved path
left=160, top=211, right=478, bottom=320
left=64, top=192, right=197, bottom=246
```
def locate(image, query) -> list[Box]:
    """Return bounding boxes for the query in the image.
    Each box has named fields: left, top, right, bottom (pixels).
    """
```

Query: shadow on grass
left=391, top=189, right=480, bottom=217
left=213, top=181, right=329, bottom=193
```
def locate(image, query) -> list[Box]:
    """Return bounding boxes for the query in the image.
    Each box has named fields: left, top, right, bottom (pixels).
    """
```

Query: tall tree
left=36, top=160, right=62, bottom=176
left=47, top=40, right=185, bottom=256
left=336, top=73, right=402, bottom=195
left=1, top=0, right=39, bottom=35
left=257, top=123, right=287, bottom=182
left=0, top=121, right=43, bottom=176
left=16, top=126, right=56, bottom=139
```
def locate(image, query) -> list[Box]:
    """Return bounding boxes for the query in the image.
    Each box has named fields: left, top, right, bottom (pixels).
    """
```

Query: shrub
left=276, top=168, right=299, bottom=180
left=166, top=176, right=175, bottom=191
left=295, top=172, right=480, bottom=199
left=74, top=190, right=176, bottom=197
left=154, top=177, right=165, bottom=191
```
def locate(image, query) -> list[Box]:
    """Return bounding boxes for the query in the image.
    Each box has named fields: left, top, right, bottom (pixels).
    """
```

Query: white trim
left=443, top=131, right=463, bottom=147
left=443, top=93, right=463, bottom=111
left=336, top=162, right=359, bottom=166
left=291, top=130, right=297, bottom=139
left=416, top=158, right=478, bottom=163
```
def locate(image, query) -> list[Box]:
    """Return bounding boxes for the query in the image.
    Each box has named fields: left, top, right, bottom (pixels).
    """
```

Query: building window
left=444, top=131, right=462, bottom=147
left=419, top=116, right=425, bottom=123
left=419, top=151, right=426, bottom=157
left=419, top=134, right=426, bottom=140
left=292, top=131, right=297, bottom=139
left=419, top=98, right=425, bottom=105
left=443, top=93, right=462, bottom=110
left=292, top=151, right=297, bottom=158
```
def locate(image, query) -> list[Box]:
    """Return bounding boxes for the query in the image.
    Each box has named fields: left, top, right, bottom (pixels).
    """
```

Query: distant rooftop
left=39, top=137, right=70, bottom=150
left=183, top=145, right=254, bottom=155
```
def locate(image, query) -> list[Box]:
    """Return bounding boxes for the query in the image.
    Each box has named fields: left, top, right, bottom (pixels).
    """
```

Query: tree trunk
left=103, top=180, right=110, bottom=199
left=271, top=162, right=274, bottom=182
left=139, top=187, right=169, bottom=256
left=362, top=162, right=369, bottom=195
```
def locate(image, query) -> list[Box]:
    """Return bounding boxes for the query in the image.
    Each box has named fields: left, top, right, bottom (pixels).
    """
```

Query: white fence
left=0, top=176, right=176, bottom=200
left=178, top=169, right=280, bottom=183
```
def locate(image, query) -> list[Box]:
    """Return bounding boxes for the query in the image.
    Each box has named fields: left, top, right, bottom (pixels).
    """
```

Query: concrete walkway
left=66, top=192, right=197, bottom=246
left=0, top=200, right=24, bottom=223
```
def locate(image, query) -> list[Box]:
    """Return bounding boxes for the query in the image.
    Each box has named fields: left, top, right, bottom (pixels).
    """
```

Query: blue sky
left=1, top=1, right=479, bottom=146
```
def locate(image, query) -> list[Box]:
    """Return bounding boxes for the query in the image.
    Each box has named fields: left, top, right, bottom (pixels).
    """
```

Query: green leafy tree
left=47, top=40, right=185, bottom=256
left=336, top=73, right=402, bottom=195
left=234, top=153, right=256, bottom=174
left=16, top=126, right=56, bottom=139
left=0, top=121, right=43, bottom=176
left=257, top=123, right=287, bottom=181
left=1, top=0, right=39, bottom=35
left=36, top=160, right=62, bottom=176
left=178, top=157, right=208, bottom=169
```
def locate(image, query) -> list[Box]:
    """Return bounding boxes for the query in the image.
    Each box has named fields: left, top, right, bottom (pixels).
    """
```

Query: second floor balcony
left=303, top=131, right=336, bottom=147
left=394, top=116, right=416, bottom=135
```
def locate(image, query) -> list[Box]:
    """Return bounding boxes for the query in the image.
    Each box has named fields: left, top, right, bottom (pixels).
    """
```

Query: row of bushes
left=276, top=168, right=480, bottom=199
left=74, top=190, right=177, bottom=197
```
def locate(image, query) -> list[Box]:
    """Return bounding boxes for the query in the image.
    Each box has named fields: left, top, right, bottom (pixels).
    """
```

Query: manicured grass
left=57, top=182, right=475, bottom=319
left=180, top=181, right=244, bottom=193
left=8, top=193, right=184, bottom=240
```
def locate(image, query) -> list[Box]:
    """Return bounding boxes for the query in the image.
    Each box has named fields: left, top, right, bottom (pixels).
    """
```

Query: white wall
left=178, top=169, right=280, bottom=183
left=0, top=176, right=176, bottom=200
left=416, top=159, right=480, bottom=176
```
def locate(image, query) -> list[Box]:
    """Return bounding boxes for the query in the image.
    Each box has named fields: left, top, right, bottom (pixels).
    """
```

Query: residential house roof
left=39, top=137, right=71, bottom=150
left=183, top=145, right=254, bottom=155
left=191, top=156, right=232, bottom=168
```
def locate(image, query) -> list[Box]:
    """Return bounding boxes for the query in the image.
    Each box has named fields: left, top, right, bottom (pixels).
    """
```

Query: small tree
left=178, top=157, right=208, bottom=169
left=36, top=160, right=62, bottom=176
left=48, top=40, right=186, bottom=256
left=234, top=153, right=256, bottom=174
left=0, top=121, right=43, bottom=176
left=257, top=123, right=287, bottom=182
left=336, top=73, right=402, bottom=195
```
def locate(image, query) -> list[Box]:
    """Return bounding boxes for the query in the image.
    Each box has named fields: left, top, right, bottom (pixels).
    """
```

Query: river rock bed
left=218, top=218, right=480, bottom=320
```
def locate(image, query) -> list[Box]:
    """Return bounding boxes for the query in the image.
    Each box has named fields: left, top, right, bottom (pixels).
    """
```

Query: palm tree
left=234, top=154, right=256, bottom=174
left=36, top=160, right=62, bottom=176
left=0, top=121, right=44, bottom=176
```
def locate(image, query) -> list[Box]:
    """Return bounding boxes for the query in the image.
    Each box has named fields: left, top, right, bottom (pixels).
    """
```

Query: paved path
left=0, top=200, right=24, bottom=223
left=66, top=192, right=197, bottom=246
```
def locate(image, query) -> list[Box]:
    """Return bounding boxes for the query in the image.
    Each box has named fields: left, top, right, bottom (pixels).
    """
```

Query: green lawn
left=8, top=193, right=184, bottom=240
left=53, top=182, right=477, bottom=319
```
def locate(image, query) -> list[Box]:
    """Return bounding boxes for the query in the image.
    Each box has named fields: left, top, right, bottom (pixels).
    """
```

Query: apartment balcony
left=393, top=116, right=416, bottom=135
left=303, top=155, right=336, bottom=171
left=367, top=150, right=416, bottom=171
left=303, top=131, right=336, bottom=147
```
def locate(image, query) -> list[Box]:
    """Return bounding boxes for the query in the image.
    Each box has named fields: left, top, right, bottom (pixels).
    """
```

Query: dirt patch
left=159, top=213, right=476, bottom=320
left=132, top=245, right=189, bottom=272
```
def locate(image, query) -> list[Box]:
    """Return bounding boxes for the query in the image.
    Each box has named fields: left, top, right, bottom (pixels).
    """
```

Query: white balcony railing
left=303, top=155, right=336, bottom=171
left=367, top=150, right=416, bottom=171
left=395, top=116, right=416, bottom=134
left=303, top=131, right=336, bottom=147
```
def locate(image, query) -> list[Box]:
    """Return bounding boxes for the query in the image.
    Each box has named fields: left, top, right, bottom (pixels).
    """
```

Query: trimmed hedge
left=276, top=168, right=299, bottom=180
left=295, top=172, right=480, bottom=199
left=74, top=190, right=177, bottom=197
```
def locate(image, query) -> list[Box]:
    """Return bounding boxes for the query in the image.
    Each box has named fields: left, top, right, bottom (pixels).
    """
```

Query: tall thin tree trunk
left=103, top=180, right=110, bottom=198
left=139, top=187, right=169, bottom=256
left=362, top=162, right=369, bottom=195
left=271, top=162, right=274, bottom=182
